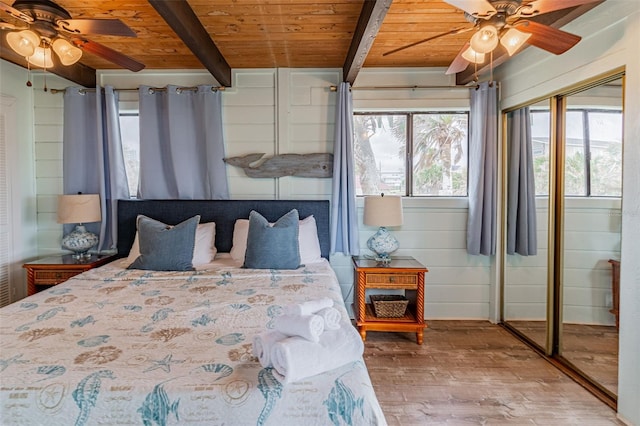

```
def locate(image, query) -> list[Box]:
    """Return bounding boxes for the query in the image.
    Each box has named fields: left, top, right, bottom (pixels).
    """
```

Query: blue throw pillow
left=128, top=215, right=199, bottom=271
left=243, top=209, right=300, bottom=269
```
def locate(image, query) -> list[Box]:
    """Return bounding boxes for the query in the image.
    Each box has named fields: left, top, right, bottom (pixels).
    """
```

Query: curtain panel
left=466, top=82, right=498, bottom=256
left=63, top=86, right=130, bottom=251
left=506, top=107, right=537, bottom=255
left=330, top=82, right=360, bottom=255
left=138, top=85, right=229, bottom=200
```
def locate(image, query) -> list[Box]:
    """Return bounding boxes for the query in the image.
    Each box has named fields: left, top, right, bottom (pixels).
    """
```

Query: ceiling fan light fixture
left=500, top=28, right=531, bottom=56
left=6, top=29, right=40, bottom=57
left=27, top=46, right=54, bottom=69
left=52, top=38, right=82, bottom=65
left=461, top=45, right=485, bottom=64
left=470, top=24, right=499, bottom=54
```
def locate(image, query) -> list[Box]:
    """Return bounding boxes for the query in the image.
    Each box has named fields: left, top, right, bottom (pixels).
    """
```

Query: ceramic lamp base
left=367, top=226, right=399, bottom=263
left=62, top=224, right=98, bottom=259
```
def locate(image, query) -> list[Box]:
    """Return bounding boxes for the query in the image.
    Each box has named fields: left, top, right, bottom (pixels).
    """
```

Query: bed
left=0, top=199, right=386, bottom=425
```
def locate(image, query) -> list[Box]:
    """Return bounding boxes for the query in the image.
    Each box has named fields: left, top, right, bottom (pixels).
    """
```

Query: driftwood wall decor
left=224, top=153, right=333, bottom=178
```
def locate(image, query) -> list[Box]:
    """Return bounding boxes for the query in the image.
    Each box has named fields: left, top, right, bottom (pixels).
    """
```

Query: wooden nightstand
left=23, top=254, right=117, bottom=296
left=352, top=256, right=428, bottom=344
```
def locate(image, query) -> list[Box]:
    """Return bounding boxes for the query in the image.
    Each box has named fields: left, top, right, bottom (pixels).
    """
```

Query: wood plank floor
left=363, top=321, right=623, bottom=425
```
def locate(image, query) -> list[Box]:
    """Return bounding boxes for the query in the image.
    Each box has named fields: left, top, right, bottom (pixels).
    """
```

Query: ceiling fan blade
left=0, top=1, right=33, bottom=23
left=57, top=19, right=136, bottom=37
left=383, top=27, right=473, bottom=56
left=444, top=0, right=496, bottom=18
left=0, top=21, right=21, bottom=30
left=517, top=0, right=603, bottom=17
left=515, top=20, right=581, bottom=55
left=446, top=42, right=470, bottom=75
left=72, top=38, right=145, bottom=72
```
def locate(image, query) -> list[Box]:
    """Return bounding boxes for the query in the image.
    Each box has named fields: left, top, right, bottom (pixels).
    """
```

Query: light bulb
left=470, top=25, right=499, bottom=54
left=499, top=28, right=532, bottom=56
left=461, top=46, right=485, bottom=64
left=52, top=38, right=82, bottom=65
left=27, top=46, right=54, bottom=69
left=6, top=30, right=40, bottom=57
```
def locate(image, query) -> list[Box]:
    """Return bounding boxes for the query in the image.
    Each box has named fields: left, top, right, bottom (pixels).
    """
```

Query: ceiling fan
left=384, top=0, right=602, bottom=75
left=0, top=0, right=144, bottom=71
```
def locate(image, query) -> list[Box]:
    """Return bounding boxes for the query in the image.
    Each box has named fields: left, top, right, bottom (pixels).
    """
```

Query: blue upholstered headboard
left=117, top=199, right=331, bottom=259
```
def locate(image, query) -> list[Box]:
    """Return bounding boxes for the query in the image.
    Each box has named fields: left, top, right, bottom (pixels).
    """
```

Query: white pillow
left=229, top=215, right=322, bottom=264
left=127, top=221, right=217, bottom=266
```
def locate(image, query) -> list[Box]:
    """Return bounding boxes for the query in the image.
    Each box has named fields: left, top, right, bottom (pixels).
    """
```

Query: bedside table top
left=352, top=256, right=427, bottom=271
left=23, top=254, right=116, bottom=267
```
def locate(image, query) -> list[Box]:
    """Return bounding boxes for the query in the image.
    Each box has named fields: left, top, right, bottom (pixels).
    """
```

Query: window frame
left=353, top=110, right=470, bottom=197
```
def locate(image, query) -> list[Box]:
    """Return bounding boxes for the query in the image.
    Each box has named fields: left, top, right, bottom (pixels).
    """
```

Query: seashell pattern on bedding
left=0, top=258, right=386, bottom=425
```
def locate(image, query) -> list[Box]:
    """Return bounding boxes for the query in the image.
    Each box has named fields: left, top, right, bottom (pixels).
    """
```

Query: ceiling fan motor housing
left=13, top=0, right=71, bottom=39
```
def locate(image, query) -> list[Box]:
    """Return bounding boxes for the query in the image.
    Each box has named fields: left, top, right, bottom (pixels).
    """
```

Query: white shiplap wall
left=32, top=67, right=492, bottom=319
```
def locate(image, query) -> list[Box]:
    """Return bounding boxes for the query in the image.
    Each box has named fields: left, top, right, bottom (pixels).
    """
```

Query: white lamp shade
left=6, top=30, right=40, bottom=57
left=363, top=195, right=403, bottom=227
left=27, top=46, right=54, bottom=69
left=461, top=46, right=485, bottom=64
left=52, top=38, right=82, bottom=65
left=57, top=194, right=102, bottom=224
left=499, top=28, right=531, bottom=56
left=470, top=24, right=499, bottom=54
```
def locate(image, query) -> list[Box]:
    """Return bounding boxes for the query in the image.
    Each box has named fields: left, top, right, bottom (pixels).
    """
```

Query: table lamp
left=57, top=194, right=101, bottom=259
left=363, top=194, right=403, bottom=263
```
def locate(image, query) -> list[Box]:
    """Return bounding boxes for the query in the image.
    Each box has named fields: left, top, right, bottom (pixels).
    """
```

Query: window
left=119, top=113, right=140, bottom=198
left=565, top=109, right=622, bottom=197
left=530, top=108, right=622, bottom=197
left=353, top=112, right=468, bottom=196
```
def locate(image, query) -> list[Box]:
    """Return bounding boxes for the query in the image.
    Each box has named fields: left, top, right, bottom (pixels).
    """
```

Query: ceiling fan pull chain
left=25, top=60, right=32, bottom=87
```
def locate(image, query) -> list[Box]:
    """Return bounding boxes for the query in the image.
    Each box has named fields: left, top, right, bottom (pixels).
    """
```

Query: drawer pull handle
left=389, top=276, right=395, bottom=283
left=55, top=273, right=63, bottom=279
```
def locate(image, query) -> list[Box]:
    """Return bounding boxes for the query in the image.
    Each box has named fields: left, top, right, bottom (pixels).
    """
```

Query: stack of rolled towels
left=252, top=297, right=364, bottom=384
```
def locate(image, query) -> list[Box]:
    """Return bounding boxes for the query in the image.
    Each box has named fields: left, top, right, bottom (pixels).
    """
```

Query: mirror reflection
left=560, top=78, right=623, bottom=396
left=503, top=99, right=551, bottom=350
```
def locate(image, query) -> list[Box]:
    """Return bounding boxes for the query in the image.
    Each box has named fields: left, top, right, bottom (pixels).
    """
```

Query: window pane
left=565, top=110, right=586, bottom=196
left=119, top=114, right=140, bottom=198
left=530, top=109, right=550, bottom=196
left=412, top=113, right=468, bottom=196
left=588, top=111, right=622, bottom=197
left=353, top=114, right=406, bottom=196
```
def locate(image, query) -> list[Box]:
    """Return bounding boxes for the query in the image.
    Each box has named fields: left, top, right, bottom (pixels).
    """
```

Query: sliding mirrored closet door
left=503, top=99, right=551, bottom=351
left=559, top=76, right=623, bottom=398
left=502, top=73, right=624, bottom=405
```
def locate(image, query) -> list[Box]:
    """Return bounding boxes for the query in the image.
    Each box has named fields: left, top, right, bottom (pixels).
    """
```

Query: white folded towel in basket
left=270, top=323, right=364, bottom=384
left=283, top=298, right=333, bottom=316
left=274, top=313, right=325, bottom=343
left=252, top=330, right=287, bottom=368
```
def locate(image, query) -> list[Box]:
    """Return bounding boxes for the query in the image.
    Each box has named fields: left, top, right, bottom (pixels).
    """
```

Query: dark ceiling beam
left=456, top=1, right=605, bottom=85
left=1, top=31, right=96, bottom=87
left=343, top=0, right=393, bottom=85
left=148, top=0, right=232, bottom=87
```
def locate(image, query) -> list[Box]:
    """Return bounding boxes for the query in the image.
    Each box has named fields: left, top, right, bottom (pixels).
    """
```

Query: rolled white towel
left=252, top=330, right=287, bottom=368
left=283, top=298, right=333, bottom=316
left=270, top=324, right=364, bottom=384
left=274, top=314, right=324, bottom=343
left=316, top=307, right=341, bottom=330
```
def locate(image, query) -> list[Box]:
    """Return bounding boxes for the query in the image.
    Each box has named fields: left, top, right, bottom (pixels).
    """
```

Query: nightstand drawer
left=33, top=270, right=80, bottom=284
left=365, top=273, right=418, bottom=288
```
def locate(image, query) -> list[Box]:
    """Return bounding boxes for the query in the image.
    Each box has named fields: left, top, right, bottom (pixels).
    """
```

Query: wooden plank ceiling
left=0, top=0, right=601, bottom=87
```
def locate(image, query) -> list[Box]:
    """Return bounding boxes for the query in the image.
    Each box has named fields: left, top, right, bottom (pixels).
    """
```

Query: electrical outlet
left=605, top=293, right=613, bottom=309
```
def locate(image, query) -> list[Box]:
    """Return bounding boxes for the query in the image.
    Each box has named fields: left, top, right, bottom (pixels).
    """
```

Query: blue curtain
left=330, top=82, right=360, bottom=255
left=507, top=107, right=537, bottom=255
left=138, top=85, right=229, bottom=199
left=466, top=82, right=498, bottom=256
left=63, top=86, right=130, bottom=251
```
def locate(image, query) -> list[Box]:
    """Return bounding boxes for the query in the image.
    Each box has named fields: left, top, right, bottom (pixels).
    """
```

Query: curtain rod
left=329, top=84, right=474, bottom=92
left=49, top=85, right=226, bottom=94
